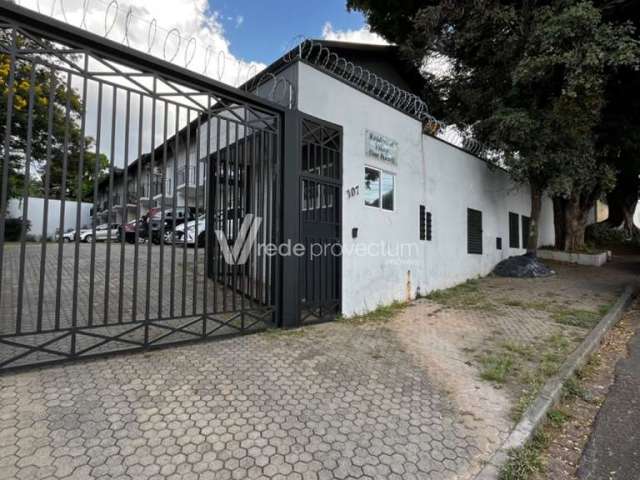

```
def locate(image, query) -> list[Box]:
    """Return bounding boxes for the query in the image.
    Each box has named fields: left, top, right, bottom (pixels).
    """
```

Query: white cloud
left=321, top=22, right=389, bottom=46
left=12, top=0, right=269, bottom=169
left=14, top=0, right=264, bottom=87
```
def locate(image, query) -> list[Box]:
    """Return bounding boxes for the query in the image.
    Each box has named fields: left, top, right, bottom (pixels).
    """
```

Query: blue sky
left=213, top=1, right=370, bottom=63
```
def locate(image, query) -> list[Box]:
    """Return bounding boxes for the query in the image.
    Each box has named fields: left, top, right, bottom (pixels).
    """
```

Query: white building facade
left=90, top=41, right=556, bottom=317
left=291, top=60, right=554, bottom=315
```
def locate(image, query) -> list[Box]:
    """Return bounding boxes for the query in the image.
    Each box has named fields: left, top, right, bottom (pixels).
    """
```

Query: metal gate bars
left=0, top=3, right=282, bottom=370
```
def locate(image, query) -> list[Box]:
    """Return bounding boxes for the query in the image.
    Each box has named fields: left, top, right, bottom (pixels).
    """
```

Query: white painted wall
left=422, top=136, right=554, bottom=293
left=6, top=197, right=93, bottom=240
left=296, top=62, right=555, bottom=316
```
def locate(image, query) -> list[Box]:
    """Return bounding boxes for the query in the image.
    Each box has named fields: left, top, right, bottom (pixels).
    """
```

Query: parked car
left=58, top=228, right=76, bottom=242
left=148, top=207, right=198, bottom=244
left=171, top=215, right=207, bottom=247
left=119, top=219, right=148, bottom=244
left=78, top=224, right=120, bottom=243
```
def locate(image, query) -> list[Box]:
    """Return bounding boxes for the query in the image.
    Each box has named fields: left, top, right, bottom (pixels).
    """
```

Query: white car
left=78, top=224, right=120, bottom=243
left=58, top=229, right=76, bottom=242
left=172, top=215, right=206, bottom=246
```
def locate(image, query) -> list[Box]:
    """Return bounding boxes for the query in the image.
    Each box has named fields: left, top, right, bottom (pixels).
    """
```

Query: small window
left=496, top=237, right=502, bottom=250
left=381, top=173, right=394, bottom=210
left=509, top=212, right=520, bottom=248
left=521, top=216, right=531, bottom=249
left=364, top=168, right=380, bottom=208
left=420, top=206, right=433, bottom=241
left=364, top=167, right=394, bottom=211
left=467, top=208, right=483, bottom=255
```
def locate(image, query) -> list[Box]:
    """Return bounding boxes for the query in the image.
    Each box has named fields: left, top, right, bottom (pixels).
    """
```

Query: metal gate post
left=279, top=110, right=302, bottom=328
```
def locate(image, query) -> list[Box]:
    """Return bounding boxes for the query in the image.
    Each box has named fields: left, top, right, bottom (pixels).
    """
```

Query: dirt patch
left=531, top=303, right=640, bottom=480
left=381, top=258, right=638, bottom=478
left=391, top=303, right=513, bottom=467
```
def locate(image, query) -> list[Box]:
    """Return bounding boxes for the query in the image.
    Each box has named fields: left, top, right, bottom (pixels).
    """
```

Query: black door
left=299, top=117, right=342, bottom=324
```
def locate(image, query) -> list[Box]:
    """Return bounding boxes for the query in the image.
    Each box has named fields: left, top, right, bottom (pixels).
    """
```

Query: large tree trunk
left=552, top=196, right=567, bottom=249
left=564, top=193, right=592, bottom=252
left=604, top=179, right=639, bottom=237
left=527, top=186, right=543, bottom=255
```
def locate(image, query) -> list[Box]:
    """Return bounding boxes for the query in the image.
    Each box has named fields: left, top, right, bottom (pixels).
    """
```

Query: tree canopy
left=348, top=0, right=640, bottom=251
left=0, top=32, right=108, bottom=205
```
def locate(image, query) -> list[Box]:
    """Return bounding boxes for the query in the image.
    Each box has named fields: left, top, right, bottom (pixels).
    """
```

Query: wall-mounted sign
left=365, top=130, right=398, bottom=164
left=346, top=185, right=359, bottom=199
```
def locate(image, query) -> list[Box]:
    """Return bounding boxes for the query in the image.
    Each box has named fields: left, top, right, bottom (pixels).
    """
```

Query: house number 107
left=346, top=186, right=359, bottom=199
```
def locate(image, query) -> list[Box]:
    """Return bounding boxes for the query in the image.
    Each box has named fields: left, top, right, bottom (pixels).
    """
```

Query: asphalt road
left=578, top=323, right=640, bottom=480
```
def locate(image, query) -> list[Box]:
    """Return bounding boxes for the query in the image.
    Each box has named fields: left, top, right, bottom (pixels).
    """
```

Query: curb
left=475, top=284, right=638, bottom=480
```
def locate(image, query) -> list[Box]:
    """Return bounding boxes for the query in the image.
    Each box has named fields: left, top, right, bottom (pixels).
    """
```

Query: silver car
left=78, top=224, right=120, bottom=243
left=171, top=215, right=206, bottom=246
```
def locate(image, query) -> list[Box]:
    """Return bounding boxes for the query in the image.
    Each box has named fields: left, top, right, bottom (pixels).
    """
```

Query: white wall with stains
left=295, top=61, right=555, bottom=316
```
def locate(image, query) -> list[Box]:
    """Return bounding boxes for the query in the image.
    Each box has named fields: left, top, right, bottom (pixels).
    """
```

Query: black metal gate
left=0, top=4, right=283, bottom=370
left=299, top=117, right=342, bottom=324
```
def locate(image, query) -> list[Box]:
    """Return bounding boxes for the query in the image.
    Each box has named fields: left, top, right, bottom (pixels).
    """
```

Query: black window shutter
left=426, top=212, right=432, bottom=241
left=467, top=208, right=483, bottom=254
left=521, top=216, right=531, bottom=249
left=509, top=212, right=520, bottom=248
left=420, top=205, right=426, bottom=240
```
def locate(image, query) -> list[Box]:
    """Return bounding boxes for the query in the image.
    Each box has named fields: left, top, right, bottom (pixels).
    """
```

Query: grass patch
left=498, top=296, right=611, bottom=330
left=579, top=354, right=602, bottom=378
left=562, top=376, right=590, bottom=402
left=501, top=341, right=535, bottom=357
left=551, top=308, right=600, bottom=328
left=510, top=334, right=573, bottom=421
left=480, top=353, right=514, bottom=383
left=262, top=327, right=305, bottom=339
left=427, top=278, right=612, bottom=330
left=471, top=334, right=575, bottom=421
left=339, top=300, right=407, bottom=325
left=426, top=279, right=496, bottom=311
left=597, top=303, right=613, bottom=316
left=499, top=299, right=552, bottom=311
left=499, top=430, right=549, bottom=480
left=475, top=335, right=573, bottom=418
left=547, top=409, right=570, bottom=428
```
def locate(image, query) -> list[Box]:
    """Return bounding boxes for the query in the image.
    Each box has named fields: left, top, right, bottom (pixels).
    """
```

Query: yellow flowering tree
left=0, top=32, right=108, bottom=204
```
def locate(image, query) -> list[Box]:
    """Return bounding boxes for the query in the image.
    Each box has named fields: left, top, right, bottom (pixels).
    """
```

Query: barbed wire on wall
left=274, top=38, right=494, bottom=160
left=13, top=0, right=496, bottom=160
left=15, top=0, right=298, bottom=107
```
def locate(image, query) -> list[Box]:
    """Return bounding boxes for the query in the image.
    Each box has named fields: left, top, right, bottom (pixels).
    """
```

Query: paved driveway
left=0, top=320, right=486, bottom=480
left=0, top=243, right=271, bottom=368
left=2, top=252, right=635, bottom=480
left=0, top=243, right=265, bottom=335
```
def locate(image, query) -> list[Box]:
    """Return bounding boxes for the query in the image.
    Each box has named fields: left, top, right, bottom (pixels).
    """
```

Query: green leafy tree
left=0, top=31, right=108, bottom=206
left=348, top=0, right=639, bottom=252
left=595, top=0, right=640, bottom=240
